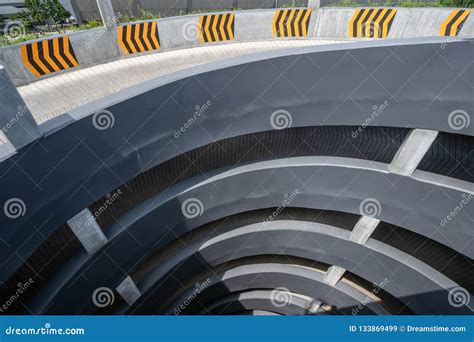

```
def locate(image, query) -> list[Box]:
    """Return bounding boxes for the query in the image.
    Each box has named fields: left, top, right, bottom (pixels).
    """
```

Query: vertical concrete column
left=308, top=0, right=321, bottom=9
left=0, top=65, right=41, bottom=150
left=307, top=0, right=320, bottom=38
left=59, top=0, right=83, bottom=24
left=187, top=0, right=192, bottom=14
left=97, top=0, right=117, bottom=29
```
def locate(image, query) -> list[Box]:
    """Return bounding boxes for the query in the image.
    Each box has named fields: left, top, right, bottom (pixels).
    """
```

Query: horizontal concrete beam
left=306, top=300, right=322, bottom=314
left=350, top=216, right=380, bottom=245
left=323, top=266, right=346, bottom=286
left=67, top=209, right=108, bottom=256
left=389, top=129, right=438, bottom=176
left=116, top=275, right=141, bottom=306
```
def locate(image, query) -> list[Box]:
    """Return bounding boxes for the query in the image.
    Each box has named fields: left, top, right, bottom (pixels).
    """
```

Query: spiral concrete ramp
left=0, top=9, right=472, bottom=316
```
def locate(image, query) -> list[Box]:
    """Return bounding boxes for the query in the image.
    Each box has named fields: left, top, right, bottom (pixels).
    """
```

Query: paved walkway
left=18, top=39, right=347, bottom=125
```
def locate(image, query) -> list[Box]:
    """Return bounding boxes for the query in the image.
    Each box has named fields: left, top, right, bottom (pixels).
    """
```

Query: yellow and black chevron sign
left=349, top=8, right=397, bottom=38
left=440, top=9, right=471, bottom=36
left=118, top=22, right=161, bottom=55
left=272, top=9, right=312, bottom=37
left=198, top=13, right=235, bottom=43
left=21, top=36, right=78, bottom=77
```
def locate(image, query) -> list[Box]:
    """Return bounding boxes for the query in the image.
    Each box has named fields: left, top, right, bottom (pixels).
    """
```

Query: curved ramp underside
left=0, top=37, right=472, bottom=316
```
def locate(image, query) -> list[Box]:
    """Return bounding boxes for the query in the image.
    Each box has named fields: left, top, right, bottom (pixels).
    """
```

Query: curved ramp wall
left=0, top=7, right=472, bottom=86
left=315, top=7, right=474, bottom=39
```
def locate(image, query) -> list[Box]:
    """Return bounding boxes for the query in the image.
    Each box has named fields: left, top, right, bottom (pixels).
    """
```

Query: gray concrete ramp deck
left=17, top=39, right=347, bottom=124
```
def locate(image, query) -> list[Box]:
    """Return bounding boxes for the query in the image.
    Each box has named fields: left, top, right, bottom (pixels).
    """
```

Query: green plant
left=138, top=7, right=161, bottom=20
left=71, top=20, right=103, bottom=31
left=281, top=0, right=300, bottom=7
left=334, top=0, right=358, bottom=6
left=332, top=0, right=472, bottom=6
left=24, top=0, right=70, bottom=32
left=13, top=10, right=34, bottom=30
left=440, top=0, right=473, bottom=6
left=0, top=32, right=53, bottom=46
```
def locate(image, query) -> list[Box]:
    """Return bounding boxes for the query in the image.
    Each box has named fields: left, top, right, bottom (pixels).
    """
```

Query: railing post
left=97, top=0, right=117, bottom=29
left=308, top=0, right=321, bottom=9
left=187, top=0, right=192, bottom=14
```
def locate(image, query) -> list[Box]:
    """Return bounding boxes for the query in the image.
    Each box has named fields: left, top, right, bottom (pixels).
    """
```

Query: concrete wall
left=0, top=8, right=318, bottom=86
left=314, top=7, right=473, bottom=39
left=388, top=8, right=469, bottom=38
left=69, top=27, right=120, bottom=66
left=1, top=7, right=472, bottom=86
left=0, top=27, right=122, bottom=86
left=314, top=7, right=354, bottom=38
left=158, top=8, right=318, bottom=48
